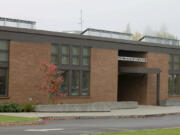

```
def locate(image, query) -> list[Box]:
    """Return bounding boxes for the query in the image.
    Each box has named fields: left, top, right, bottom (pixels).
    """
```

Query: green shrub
left=0, top=103, right=21, bottom=112
left=20, top=103, right=35, bottom=112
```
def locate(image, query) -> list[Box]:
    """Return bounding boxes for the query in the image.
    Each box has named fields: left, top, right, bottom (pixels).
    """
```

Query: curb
left=40, top=112, right=180, bottom=121
left=0, top=119, right=45, bottom=127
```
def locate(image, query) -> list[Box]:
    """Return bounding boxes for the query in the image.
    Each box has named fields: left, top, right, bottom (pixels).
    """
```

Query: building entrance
left=118, top=67, right=161, bottom=105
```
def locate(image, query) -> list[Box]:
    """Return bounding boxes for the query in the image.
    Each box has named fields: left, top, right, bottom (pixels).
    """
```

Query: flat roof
left=0, top=26, right=180, bottom=54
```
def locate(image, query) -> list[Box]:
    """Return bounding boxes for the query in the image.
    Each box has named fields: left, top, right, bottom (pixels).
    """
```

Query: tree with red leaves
left=35, top=61, right=65, bottom=103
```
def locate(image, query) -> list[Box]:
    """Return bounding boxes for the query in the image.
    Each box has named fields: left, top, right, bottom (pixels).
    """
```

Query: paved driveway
left=1, top=114, right=180, bottom=135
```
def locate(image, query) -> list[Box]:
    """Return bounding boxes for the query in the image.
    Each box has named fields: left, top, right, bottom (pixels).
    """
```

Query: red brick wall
left=90, top=48, right=118, bottom=102
left=0, top=43, right=118, bottom=104
left=146, top=53, right=169, bottom=104
left=0, top=41, right=51, bottom=104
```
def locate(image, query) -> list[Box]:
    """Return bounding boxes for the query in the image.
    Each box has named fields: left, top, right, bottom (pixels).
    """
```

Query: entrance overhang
left=119, top=67, right=161, bottom=74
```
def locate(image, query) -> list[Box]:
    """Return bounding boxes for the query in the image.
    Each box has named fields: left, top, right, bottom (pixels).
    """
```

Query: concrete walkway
left=1, top=105, right=180, bottom=119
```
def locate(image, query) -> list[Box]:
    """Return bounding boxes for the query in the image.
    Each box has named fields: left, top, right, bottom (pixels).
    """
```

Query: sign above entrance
left=118, top=56, right=147, bottom=63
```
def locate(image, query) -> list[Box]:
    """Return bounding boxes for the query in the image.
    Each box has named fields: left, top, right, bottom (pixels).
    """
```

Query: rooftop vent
left=81, top=28, right=132, bottom=40
left=0, top=17, right=36, bottom=29
left=139, top=36, right=180, bottom=46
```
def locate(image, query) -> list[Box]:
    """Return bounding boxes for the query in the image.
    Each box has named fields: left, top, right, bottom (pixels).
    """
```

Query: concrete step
left=160, top=99, right=180, bottom=106
left=35, top=101, right=138, bottom=112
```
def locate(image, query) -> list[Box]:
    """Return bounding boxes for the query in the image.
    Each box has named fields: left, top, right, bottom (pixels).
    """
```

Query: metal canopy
left=119, top=66, right=161, bottom=74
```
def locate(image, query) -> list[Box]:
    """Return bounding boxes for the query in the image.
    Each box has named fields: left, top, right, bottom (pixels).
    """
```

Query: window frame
left=61, top=45, right=70, bottom=65
left=168, top=54, right=180, bottom=95
left=71, top=47, right=81, bottom=65
left=0, top=67, right=9, bottom=97
left=51, top=44, right=91, bottom=96
left=51, top=44, right=59, bottom=65
left=0, top=40, right=10, bottom=97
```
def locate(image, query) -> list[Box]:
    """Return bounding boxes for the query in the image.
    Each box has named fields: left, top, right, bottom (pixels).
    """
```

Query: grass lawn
left=0, top=115, right=39, bottom=123
left=91, top=128, right=180, bottom=135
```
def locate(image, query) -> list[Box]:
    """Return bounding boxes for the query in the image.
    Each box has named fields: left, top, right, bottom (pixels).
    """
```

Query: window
left=72, top=47, right=80, bottom=65
left=61, top=46, right=69, bottom=65
left=0, top=68, right=8, bottom=96
left=82, top=48, right=90, bottom=65
left=0, top=40, right=9, bottom=97
left=168, top=75, right=173, bottom=95
left=51, top=45, right=90, bottom=96
left=174, top=56, right=180, bottom=71
left=81, top=71, right=90, bottom=96
left=168, top=55, right=180, bottom=95
left=71, top=71, right=80, bottom=96
left=60, top=71, right=69, bottom=94
left=51, top=44, right=59, bottom=65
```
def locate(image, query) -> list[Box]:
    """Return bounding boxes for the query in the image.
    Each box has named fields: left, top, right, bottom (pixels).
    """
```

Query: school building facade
left=0, top=26, right=180, bottom=105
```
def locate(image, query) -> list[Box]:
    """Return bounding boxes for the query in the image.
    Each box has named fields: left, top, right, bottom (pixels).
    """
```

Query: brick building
left=0, top=26, right=180, bottom=105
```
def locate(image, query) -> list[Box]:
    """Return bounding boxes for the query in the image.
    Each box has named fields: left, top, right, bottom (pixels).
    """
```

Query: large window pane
left=83, top=57, right=90, bottom=65
left=168, top=75, right=173, bottom=95
left=0, top=41, right=9, bottom=50
left=174, top=63, right=179, bottom=71
left=51, top=55, right=58, bottom=65
left=62, top=46, right=69, bottom=55
left=169, top=63, right=172, bottom=70
left=62, top=56, right=69, bottom=64
left=60, top=71, right=69, bottom=94
left=0, top=52, right=8, bottom=62
left=83, top=48, right=90, bottom=56
left=72, top=47, right=80, bottom=65
left=72, top=47, right=80, bottom=55
left=51, top=45, right=58, bottom=55
left=71, top=71, right=80, bottom=96
left=72, top=56, right=80, bottom=65
left=169, top=55, right=172, bottom=70
left=174, top=75, right=180, bottom=94
left=82, top=71, right=90, bottom=96
left=82, top=48, right=90, bottom=66
left=0, top=68, right=8, bottom=96
left=174, top=56, right=179, bottom=63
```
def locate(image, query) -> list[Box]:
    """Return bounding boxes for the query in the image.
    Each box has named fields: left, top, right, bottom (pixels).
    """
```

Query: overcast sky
left=0, top=0, right=179, bottom=38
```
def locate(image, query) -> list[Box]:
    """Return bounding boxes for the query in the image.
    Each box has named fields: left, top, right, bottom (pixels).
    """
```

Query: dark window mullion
left=70, top=46, right=72, bottom=65
left=69, top=70, right=72, bottom=96
left=172, top=55, right=174, bottom=73
left=80, top=71, right=82, bottom=96
left=172, top=56, right=175, bottom=94
left=59, top=45, right=62, bottom=67
left=179, top=55, right=180, bottom=94
left=171, top=74, right=174, bottom=94
left=80, top=46, right=83, bottom=66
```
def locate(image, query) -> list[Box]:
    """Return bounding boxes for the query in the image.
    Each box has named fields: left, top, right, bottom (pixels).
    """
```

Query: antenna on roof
left=78, top=9, right=83, bottom=32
